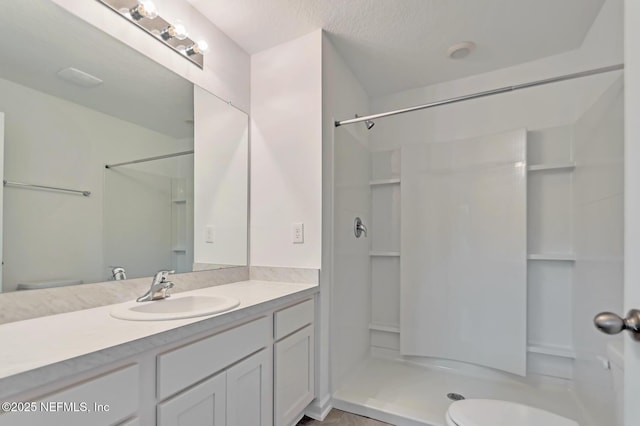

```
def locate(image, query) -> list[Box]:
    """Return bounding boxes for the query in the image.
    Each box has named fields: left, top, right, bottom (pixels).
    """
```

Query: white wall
left=250, top=30, right=322, bottom=269
left=194, top=86, right=248, bottom=267
left=51, top=0, right=250, bottom=112
left=0, top=77, right=190, bottom=291
left=323, top=33, right=372, bottom=404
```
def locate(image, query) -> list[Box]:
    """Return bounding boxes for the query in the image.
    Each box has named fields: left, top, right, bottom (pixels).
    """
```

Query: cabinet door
left=157, top=371, right=226, bottom=426
left=0, top=365, right=139, bottom=426
left=226, top=349, right=273, bottom=426
left=274, top=325, right=315, bottom=426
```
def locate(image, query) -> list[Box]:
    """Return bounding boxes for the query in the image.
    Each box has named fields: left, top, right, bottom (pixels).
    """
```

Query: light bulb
left=185, top=40, right=208, bottom=56
left=173, top=23, right=188, bottom=41
left=197, top=40, right=208, bottom=53
left=160, top=23, right=188, bottom=41
left=130, top=0, right=158, bottom=20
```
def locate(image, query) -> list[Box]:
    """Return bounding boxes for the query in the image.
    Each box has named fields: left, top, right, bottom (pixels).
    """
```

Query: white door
left=0, top=112, right=4, bottom=292
left=624, top=2, right=640, bottom=425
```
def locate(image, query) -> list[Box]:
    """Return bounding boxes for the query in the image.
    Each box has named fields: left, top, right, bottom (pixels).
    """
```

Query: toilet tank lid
left=447, top=399, right=578, bottom=426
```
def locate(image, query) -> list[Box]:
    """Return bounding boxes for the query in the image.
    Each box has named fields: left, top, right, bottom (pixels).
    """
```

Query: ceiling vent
left=57, top=67, right=103, bottom=88
left=447, top=41, right=476, bottom=60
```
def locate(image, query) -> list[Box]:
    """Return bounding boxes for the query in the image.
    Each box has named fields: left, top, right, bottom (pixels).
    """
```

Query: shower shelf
left=527, top=162, right=575, bottom=172
left=369, top=323, right=400, bottom=333
left=370, top=251, right=401, bottom=257
left=527, top=253, right=575, bottom=261
left=369, top=178, right=401, bottom=186
left=527, top=344, right=576, bottom=359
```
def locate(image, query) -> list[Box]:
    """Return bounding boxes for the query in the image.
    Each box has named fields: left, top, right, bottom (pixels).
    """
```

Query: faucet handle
left=160, top=281, right=174, bottom=298
left=154, top=270, right=175, bottom=283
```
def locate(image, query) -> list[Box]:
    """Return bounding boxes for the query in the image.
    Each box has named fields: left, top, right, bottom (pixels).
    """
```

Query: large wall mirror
left=0, top=1, right=248, bottom=292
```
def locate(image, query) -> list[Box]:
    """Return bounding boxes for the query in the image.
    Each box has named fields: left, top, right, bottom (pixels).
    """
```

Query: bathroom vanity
left=0, top=280, right=317, bottom=426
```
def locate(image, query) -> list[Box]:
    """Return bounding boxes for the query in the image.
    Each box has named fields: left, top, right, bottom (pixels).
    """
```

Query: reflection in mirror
left=104, top=150, right=195, bottom=280
left=0, top=0, right=248, bottom=292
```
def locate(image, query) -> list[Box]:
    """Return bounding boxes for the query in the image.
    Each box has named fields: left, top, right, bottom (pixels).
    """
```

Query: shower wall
left=322, top=34, right=371, bottom=409
left=572, top=78, right=624, bottom=426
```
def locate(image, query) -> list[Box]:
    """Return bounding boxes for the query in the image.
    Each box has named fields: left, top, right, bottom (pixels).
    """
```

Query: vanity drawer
left=274, top=299, right=314, bottom=341
left=1, top=364, right=139, bottom=426
left=157, top=316, right=270, bottom=400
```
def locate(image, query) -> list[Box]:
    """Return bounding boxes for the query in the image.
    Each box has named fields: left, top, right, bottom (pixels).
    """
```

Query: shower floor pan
left=332, top=357, right=588, bottom=426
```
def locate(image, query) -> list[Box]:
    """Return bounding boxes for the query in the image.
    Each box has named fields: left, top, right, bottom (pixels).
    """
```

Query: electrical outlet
left=292, top=222, right=304, bottom=244
left=206, top=226, right=215, bottom=243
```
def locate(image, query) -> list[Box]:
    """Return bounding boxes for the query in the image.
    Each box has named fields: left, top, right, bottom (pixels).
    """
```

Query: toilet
left=16, top=279, right=83, bottom=290
left=445, top=399, right=578, bottom=426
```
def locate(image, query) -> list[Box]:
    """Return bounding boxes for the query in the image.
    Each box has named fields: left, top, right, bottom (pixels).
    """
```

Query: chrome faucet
left=111, top=267, right=127, bottom=281
left=137, top=270, right=175, bottom=302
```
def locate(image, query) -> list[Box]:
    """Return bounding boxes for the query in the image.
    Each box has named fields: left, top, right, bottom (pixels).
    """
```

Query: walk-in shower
left=329, top=42, right=625, bottom=426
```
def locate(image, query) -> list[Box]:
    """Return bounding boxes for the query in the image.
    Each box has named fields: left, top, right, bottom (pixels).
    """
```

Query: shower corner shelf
left=527, top=253, right=576, bottom=261
left=527, top=344, right=576, bottom=359
left=369, top=323, right=400, bottom=333
left=527, top=162, right=575, bottom=172
left=172, top=199, right=187, bottom=204
left=370, top=251, right=401, bottom=257
left=369, top=178, right=401, bottom=186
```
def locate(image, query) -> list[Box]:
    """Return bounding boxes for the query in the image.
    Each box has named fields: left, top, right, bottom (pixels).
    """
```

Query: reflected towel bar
left=105, top=150, right=194, bottom=169
left=3, top=180, right=91, bottom=197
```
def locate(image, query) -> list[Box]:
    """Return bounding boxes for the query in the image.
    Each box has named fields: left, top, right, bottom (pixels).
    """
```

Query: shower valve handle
left=354, top=217, right=367, bottom=238
left=594, top=309, right=640, bottom=341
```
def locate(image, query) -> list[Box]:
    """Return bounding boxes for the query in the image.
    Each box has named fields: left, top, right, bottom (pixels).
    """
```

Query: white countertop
left=0, top=279, right=317, bottom=395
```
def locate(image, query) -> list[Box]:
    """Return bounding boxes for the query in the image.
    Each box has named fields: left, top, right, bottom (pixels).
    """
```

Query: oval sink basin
left=110, top=295, right=240, bottom=321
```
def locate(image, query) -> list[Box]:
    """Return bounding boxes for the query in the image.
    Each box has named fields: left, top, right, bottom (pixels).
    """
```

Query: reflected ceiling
left=0, top=0, right=193, bottom=138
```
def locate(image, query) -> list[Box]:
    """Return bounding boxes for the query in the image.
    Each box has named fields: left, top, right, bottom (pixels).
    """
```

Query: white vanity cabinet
left=157, top=349, right=272, bottom=426
left=157, top=316, right=273, bottom=426
left=0, top=290, right=318, bottom=426
left=273, top=299, right=315, bottom=426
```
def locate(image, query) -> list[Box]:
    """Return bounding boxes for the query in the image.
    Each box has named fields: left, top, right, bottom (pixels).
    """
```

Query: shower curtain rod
left=105, top=150, right=194, bottom=169
left=335, top=63, right=624, bottom=127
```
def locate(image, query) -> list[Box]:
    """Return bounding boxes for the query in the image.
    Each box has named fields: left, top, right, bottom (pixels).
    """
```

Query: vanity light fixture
left=96, top=0, right=206, bottom=69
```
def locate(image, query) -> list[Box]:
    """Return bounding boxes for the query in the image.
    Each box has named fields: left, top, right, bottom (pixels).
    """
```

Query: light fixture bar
left=95, top=0, right=205, bottom=69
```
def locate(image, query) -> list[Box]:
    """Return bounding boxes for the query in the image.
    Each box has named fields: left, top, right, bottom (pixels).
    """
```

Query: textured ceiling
left=187, top=0, right=606, bottom=98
